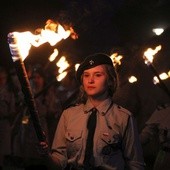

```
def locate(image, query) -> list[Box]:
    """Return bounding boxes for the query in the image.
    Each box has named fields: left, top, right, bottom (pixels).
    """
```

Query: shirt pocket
left=65, top=130, right=83, bottom=157
left=97, top=131, right=122, bottom=156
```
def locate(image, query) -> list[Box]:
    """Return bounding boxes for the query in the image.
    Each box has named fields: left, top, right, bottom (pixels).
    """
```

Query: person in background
left=55, top=70, right=79, bottom=109
left=0, top=66, right=17, bottom=169
left=42, top=53, right=145, bottom=170
left=12, top=64, right=61, bottom=169
left=29, top=64, right=63, bottom=169
left=140, top=103, right=170, bottom=170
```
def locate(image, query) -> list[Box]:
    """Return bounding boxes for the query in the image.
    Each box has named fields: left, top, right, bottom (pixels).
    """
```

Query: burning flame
left=56, top=56, right=70, bottom=73
left=55, top=56, right=70, bottom=81
left=128, top=76, right=137, bottom=83
left=143, top=45, right=162, bottom=65
left=153, top=71, right=170, bottom=84
left=56, top=71, right=68, bottom=81
left=56, top=62, right=81, bottom=82
left=8, top=19, right=78, bottom=61
left=75, top=63, right=80, bottom=71
left=48, top=48, right=59, bottom=62
left=168, top=70, right=170, bottom=77
left=110, top=53, right=123, bottom=66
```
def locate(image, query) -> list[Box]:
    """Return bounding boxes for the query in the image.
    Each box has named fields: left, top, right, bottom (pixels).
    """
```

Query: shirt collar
left=83, top=97, right=113, bottom=115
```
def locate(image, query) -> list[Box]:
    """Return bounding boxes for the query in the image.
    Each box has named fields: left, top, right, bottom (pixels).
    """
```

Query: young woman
left=43, top=53, right=145, bottom=170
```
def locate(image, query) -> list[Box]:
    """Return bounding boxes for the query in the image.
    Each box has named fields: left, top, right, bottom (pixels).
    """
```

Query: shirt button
left=108, top=140, right=111, bottom=143
left=101, top=112, right=105, bottom=115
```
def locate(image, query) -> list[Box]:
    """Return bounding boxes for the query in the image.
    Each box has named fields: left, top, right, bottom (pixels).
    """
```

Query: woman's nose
left=88, top=76, right=94, bottom=83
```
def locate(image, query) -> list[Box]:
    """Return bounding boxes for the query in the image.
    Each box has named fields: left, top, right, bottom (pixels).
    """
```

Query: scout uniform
left=52, top=97, right=145, bottom=169
left=51, top=53, right=145, bottom=169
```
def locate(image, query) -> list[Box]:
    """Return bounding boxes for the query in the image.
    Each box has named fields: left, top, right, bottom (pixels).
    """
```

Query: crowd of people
left=0, top=53, right=169, bottom=170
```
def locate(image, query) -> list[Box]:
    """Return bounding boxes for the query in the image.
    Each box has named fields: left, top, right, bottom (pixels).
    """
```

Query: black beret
left=76, top=53, right=114, bottom=83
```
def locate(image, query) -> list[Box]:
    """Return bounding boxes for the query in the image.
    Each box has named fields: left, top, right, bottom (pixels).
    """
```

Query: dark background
left=1, top=1, right=170, bottom=118
left=1, top=1, right=170, bottom=169
left=1, top=0, right=170, bottom=124
left=1, top=0, right=170, bottom=68
left=2, top=1, right=170, bottom=98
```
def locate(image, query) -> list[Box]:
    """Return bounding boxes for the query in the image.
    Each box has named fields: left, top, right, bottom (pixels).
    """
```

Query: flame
left=56, top=63, right=79, bottom=82
left=48, top=49, right=59, bottom=62
left=110, top=53, right=123, bottom=66
left=55, top=56, right=69, bottom=81
left=56, top=71, right=68, bottom=81
left=153, top=72, right=170, bottom=84
left=168, top=70, right=170, bottom=77
left=75, top=63, right=80, bottom=71
left=143, top=45, right=162, bottom=65
left=8, top=19, right=78, bottom=61
left=56, top=56, right=70, bottom=74
left=128, top=76, right=137, bottom=83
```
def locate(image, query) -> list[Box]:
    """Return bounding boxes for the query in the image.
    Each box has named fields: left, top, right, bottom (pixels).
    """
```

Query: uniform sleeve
left=139, top=109, right=160, bottom=145
left=140, top=123, right=158, bottom=145
left=51, top=109, right=68, bottom=169
left=122, top=115, right=145, bottom=170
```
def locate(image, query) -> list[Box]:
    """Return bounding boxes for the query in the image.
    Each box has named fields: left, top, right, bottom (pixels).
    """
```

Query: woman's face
left=82, top=65, right=108, bottom=98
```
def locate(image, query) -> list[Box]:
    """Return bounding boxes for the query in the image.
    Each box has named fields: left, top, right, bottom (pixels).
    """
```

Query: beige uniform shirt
left=52, top=98, right=144, bottom=170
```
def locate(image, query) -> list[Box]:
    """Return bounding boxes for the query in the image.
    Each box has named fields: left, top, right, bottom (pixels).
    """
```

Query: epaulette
left=64, top=103, right=80, bottom=110
left=157, top=103, right=170, bottom=110
left=116, top=104, right=132, bottom=115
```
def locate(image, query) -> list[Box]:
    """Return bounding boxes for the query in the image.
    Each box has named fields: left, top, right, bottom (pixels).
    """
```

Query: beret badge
left=76, top=53, right=115, bottom=84
left=89, top=60, right=94, bottom=65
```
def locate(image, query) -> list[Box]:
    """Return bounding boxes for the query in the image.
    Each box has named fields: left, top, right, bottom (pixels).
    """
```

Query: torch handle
left=14, top=58, right=47, bottom=142
left=149, top=64, right=170, bottom=98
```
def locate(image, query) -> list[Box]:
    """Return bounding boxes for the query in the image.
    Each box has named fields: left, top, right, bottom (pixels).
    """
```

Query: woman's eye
left=95, top=73, right=102, bottom=77
left=83, top=74, right=89, bottom=77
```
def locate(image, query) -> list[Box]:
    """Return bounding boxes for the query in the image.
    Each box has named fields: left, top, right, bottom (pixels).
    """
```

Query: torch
left=7, top=20, right=78, bottom=146
left=8, top=32, right=47, bottom=144
left=143, top=45, right=170, bottom=98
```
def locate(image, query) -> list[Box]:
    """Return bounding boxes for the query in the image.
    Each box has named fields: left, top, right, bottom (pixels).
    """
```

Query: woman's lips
left=87, top=86, right=95, bottom=89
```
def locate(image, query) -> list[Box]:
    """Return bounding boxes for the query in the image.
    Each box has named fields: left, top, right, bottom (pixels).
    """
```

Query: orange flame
left=56, top=56, right=70, bottom=73
left=8, top=20, right=78, bottom=61
left=48, top=48, right=59, bottom=62
left=153, top=72, right=170, bottom=84
left=56, top=63, right=80, bottom=81
left=55, top=55, right=70, bottom=81
left=75, top=63, right=80, bottom=71
left=56, top=71, right=68, bottom=81
left=143, top=45, right=162, bottom=65
left=110, top=53, right=123, bottom=66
